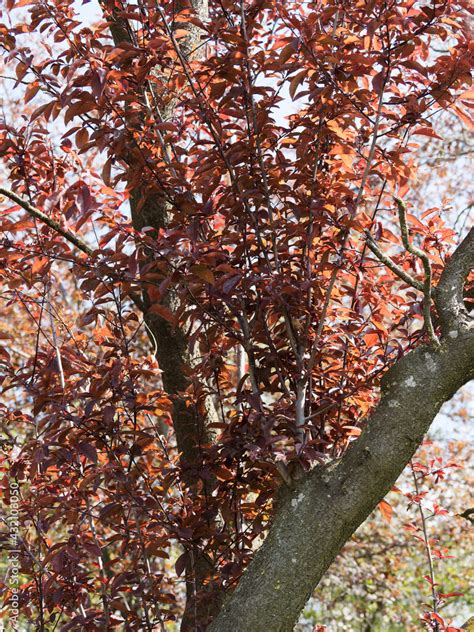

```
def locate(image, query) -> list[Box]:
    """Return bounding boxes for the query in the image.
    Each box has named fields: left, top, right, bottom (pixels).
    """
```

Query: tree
left=0, top=0, right=472, bottom=630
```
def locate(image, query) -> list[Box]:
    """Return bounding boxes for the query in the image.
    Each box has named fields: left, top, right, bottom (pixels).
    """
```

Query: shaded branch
left=459, top=508, right=474, bottom=524
left=0, top=187, right=93, bottom=256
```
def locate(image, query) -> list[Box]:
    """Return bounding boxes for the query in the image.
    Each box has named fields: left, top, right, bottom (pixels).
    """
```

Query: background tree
left=304, top=438, right=473, bottom=631
left=0, top=0, right=472, bottom=630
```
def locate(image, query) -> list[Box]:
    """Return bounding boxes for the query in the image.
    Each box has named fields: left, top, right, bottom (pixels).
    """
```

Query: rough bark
left=100, top=2, right=222, bottom=628
left=435, top=228, right=473, bottom=333
left=209, top=230, right=473, bottom=632
left=100, top=4, right=474, bottom=629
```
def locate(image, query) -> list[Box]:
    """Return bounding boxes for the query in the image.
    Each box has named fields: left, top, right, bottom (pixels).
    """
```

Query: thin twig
left=0, top=187, right=93, bottom=255
left=364, top=231, right=424, bottom=291
left=46, top=285, right=66, bottom=393
left=0, top=187, right=147, bottom=312
left=411, top=463, right=440, bottom=626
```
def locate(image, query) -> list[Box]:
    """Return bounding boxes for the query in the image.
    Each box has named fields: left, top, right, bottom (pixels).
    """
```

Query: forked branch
left=364, top=231, right=424, bottom=291
left=395, top=196, right=439, bottom=346
left=365, top=197, right=444, bottom=346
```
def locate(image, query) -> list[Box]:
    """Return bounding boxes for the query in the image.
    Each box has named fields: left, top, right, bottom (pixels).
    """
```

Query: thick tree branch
left=435, top=227, right=474, bottom=334
left=209, top=234, right=474, bottom=632
left=211, top=333, right=474, bottom=632
left=101, top=0, right=216, bottom=457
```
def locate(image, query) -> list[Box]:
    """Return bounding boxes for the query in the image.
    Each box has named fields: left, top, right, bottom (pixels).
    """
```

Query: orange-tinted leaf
left=378, top=500, right=393, bottom=523
left=31, top=257, right=49, bottom=274
left=25, top=81, right=40, bottom=103
left=364, top=332, right=379, bottom=346
left=412, top=126, right=443, bottom=140
left=214, top=465, right=234, bottom=481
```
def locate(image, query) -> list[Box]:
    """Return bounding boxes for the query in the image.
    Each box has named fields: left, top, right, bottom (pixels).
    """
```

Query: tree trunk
left=210, top=230, right=473, bottom=631
left=100, top=2, right=223, bottom=627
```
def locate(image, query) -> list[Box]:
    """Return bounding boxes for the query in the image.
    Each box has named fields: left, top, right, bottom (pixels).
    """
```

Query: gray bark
left=99, top=5, right=474, bottom=627
left=210, top=229, right=473, bottom=632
